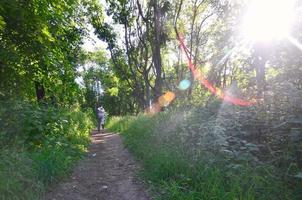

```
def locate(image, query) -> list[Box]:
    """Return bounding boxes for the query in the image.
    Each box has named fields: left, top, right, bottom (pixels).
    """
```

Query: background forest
left=1, top=0, right=302, bottom=199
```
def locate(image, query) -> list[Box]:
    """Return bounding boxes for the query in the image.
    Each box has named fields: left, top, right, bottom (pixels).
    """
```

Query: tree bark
left=253, top=43, right=269, bottom=98
left=35, top=81, right=45, bottom=102
left=152, top=0, right=163, bottom=99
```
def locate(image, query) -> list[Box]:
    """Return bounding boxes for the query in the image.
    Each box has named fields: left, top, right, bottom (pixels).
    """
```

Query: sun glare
left=242, top=0, right=296, bottom=42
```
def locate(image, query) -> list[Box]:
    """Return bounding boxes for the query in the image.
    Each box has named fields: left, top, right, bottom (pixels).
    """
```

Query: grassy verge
left=0, top=102, right=94, bottom=200
left=107, top=109, right=301, bottom=200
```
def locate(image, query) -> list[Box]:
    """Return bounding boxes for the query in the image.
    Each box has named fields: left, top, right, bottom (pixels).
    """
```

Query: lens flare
left=241, top=0, right=295, bottom=41
left=193, top=69, right=203, bottom=80
left=287, top=35, right=302, bottom=51
left=178, top=79, right=191, bottom=90
left=158, top=91, right=176, bottom=107
left=242, top=0, right=295, bottom=41
left=165, top=91, right=176, bottom=102
left=158, top=96, right=169, bottom=107
left=177, top=34, right=256, bottom=106
left=145, top=91, right=176, bottom=114
left=152, top=103, right=162, bottom=112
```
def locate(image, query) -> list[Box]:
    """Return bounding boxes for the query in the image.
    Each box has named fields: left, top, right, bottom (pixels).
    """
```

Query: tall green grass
left=107, top=110, right=301, bottom=200
left=0, top=101, right=94, bottom=200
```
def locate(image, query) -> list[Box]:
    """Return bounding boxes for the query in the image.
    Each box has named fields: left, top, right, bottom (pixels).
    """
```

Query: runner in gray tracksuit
left=97, top=106, right=105, bottom=132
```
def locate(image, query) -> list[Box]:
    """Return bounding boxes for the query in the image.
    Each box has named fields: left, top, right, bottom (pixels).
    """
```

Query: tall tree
left=0, top=0, right=104, bottom=104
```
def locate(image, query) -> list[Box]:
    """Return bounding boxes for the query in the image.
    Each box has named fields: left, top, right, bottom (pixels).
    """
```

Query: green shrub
left=0, top=149, right=43, bottom=200
left=108, top=110, right=301, bottom=200
left=0, top=101, right=93, bottom=200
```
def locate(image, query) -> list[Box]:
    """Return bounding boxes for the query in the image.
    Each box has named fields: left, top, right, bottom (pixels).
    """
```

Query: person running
left=97, top=106, right=105, bottom=132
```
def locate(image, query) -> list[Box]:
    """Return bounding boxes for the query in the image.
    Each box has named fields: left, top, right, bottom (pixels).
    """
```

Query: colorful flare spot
left=149, top=103, right=162, bottom=114
left=158, top=96, right=169, bottom=107
left=193, top=69, right=203, bottom=80
left=165, top=91, right=176, bottom=102
left=178, top=79, right=191, bottom=90
left=177, top=34, right=256, bottom=106
left=158, top=91, right=176, bottom=107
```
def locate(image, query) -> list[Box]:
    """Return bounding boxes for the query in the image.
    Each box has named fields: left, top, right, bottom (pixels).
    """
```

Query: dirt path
left=44, top=130, right=150, bottom=200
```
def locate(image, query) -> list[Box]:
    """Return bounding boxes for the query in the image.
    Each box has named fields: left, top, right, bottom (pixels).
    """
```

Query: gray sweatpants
left=97, top=116, right=105, bottom=132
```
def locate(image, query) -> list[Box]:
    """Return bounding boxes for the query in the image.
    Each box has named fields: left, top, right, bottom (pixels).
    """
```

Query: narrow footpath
left=44, top=130, right=150, bottom=200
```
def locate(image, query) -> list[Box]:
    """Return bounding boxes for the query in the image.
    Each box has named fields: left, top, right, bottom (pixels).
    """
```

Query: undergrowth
left=107, top=106, right=302, bottom=200
left=0, top=101, right=94, bottom=200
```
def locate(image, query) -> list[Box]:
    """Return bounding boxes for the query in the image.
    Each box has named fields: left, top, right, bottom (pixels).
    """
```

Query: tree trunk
left=255, top=56, right=266, bottom=98
left=144, top=75, right=151, bottom=109
left=124, top=23, right=145, bottom=110
left=152, top=0, right=163, bottom=99
left=253, top=43, right=269, bottom=98
left=35, top=81, right=45, bottom=102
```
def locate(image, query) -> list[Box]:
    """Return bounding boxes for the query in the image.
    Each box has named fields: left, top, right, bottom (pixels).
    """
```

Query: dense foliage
left=0, top=101, right=94, bottom=199
left=107, top=105, right=302, bottom=200
left=99, top=2, right=302, bottom=198
left=0, top=0, right=102, bottom=199
left=1, top=0, right=302, bottom=199
left=81, top=50, right=136, bottom=115
left=0, top=0, right=103, bottom=103
left=85, top=0, right=302, bottom=116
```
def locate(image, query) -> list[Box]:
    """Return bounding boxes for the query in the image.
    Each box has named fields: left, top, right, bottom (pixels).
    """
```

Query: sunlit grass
left=108, top=108, right=301, bottom=200
left=0, top=102, right=94, bottom=200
